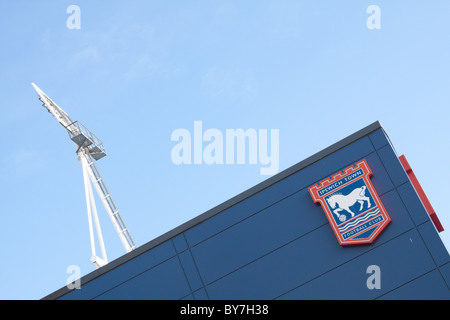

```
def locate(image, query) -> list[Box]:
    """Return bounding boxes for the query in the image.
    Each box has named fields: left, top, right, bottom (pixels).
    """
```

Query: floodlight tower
left=31, top=83, right=136, bottom=269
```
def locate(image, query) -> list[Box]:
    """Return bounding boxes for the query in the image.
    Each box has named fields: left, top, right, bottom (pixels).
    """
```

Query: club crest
left=309, top=159, right=391, bottom=246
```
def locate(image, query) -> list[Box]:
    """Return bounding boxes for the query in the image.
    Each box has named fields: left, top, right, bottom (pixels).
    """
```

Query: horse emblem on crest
left=309, top=159, right=391, bottom=246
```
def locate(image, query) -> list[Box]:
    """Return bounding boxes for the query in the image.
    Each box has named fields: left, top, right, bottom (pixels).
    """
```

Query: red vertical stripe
left=399, top=155, right=444, bottom=232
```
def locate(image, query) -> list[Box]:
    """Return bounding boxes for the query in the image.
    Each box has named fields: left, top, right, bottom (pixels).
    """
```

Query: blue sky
left=0, top=1, right=449, bottom=299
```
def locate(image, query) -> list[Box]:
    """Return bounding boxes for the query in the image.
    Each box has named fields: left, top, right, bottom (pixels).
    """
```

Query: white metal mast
left=31, top=83, right=136, bottom=269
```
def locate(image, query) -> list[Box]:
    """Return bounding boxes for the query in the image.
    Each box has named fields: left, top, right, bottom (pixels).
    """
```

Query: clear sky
left=0, top=1, right=449, bottom=299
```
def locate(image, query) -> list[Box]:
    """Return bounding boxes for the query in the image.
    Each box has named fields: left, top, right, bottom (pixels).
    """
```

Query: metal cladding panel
left=184, top=137, right=375, bottom=247
left=59, top=240, right=179, bottom=300
left=92, top=257, right=191, bottom=300
left=50, top=124, right=449, bottom=300
left=378, top=269, right=450, bottom=300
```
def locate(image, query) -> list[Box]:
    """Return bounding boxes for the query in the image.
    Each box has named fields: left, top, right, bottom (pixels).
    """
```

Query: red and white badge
left=309, top=159, right=391, bottom=246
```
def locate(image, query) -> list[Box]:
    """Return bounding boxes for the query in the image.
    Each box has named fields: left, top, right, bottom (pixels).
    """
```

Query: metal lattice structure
left=32, top=83, right=136, bottom=268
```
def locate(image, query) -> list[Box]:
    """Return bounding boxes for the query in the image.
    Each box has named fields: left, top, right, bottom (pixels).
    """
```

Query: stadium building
left=44, top=121, right=449, bottom=300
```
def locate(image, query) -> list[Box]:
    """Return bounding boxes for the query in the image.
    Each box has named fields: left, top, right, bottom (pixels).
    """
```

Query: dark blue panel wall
left=58, top=127, right=449, bottom=300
